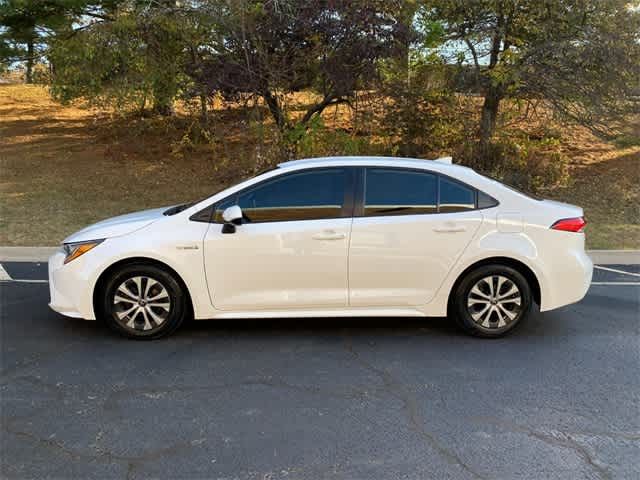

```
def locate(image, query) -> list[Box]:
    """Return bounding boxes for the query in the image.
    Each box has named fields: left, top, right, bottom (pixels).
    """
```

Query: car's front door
left=203, top=167, right=354, bottom=311
left=349, top=167, right=484, bottom=307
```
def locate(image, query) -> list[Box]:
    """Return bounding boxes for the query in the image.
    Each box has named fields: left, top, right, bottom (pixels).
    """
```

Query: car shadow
left=180, top=315, right=463, bottom=338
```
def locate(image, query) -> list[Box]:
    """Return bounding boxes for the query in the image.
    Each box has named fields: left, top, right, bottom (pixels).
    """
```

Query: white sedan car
left=49, top=156, right=592, bottom=339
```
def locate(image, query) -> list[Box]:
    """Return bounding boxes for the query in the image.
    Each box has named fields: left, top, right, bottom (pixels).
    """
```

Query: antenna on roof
left=435, top=156, right=453, bottom=164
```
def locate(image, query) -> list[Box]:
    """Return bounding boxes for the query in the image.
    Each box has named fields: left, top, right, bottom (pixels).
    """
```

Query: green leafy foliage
left=284, top=116, right=380, bottom=159
left=424, top=0, right=640, bottom=161
left=48, top=3, right=190, bottom=114
left=1, top=0, right=636, bottom=194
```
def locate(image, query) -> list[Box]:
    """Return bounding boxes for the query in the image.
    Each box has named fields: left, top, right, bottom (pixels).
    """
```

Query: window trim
left=355, top=166, right=499, bottom=218
left=191, top=166, right=357, bottom=224
left=437, top=174, right=477, bottom=213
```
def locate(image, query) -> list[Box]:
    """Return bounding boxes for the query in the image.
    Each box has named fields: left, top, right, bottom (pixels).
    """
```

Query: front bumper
left=48, top=251, right=95, bottom=319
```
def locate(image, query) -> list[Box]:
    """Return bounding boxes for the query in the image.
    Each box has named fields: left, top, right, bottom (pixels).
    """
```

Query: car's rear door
left=348, top=167, right=484, bottom=307
left=203, top=167, right=355, bottom=311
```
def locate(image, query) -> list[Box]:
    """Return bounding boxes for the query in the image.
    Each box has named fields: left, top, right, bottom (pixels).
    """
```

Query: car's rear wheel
left=99, top=264, right=187, bottom=339
left=451, top=264, right=532, bottom=338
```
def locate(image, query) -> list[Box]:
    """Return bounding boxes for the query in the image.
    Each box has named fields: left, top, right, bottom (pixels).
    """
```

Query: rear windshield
left=481, top=174, right=542, bottom=201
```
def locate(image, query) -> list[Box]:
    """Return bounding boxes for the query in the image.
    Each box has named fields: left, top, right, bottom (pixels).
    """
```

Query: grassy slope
left=1, top=84, right=638, bottom=248
left=542, top=120, right=640, bottom=249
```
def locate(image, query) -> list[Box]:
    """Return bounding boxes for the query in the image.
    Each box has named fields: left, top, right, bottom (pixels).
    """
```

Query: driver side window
left=214, top=168, right=350, bottom=223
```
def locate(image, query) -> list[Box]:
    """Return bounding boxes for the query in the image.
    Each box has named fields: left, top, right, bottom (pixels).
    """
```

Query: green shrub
left=462, top=136, right=570, bottom=195
left=283, top=116, right=382, bottom=159
left=381, top=61, right=465, bottom=158
left=613, top=134, right=640, bottom=149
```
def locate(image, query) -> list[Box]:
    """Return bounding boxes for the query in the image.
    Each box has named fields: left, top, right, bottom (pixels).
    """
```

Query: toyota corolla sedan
left=49, top=156, right=592, bottom=339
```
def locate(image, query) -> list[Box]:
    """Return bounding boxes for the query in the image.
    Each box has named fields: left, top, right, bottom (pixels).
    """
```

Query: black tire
left=450, top=264, right=532, bottom=338
left=98, top=263, right=187, bottom=340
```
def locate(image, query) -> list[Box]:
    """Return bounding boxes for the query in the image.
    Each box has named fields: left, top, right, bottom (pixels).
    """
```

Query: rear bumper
left=48, top=251, right=95, bottom=320
left=539, top=248, right=593, bottom=311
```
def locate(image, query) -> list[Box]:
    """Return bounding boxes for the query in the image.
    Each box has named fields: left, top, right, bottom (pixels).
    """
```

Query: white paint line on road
left=0, top=279, right=48, bottom=283
left=0, top=260, right=637, bottom=287
left=0, top=262, right=48, bottom=283
left=594, top=265, right=640, bottom=278
left=0, top=263, right=11, bottom=281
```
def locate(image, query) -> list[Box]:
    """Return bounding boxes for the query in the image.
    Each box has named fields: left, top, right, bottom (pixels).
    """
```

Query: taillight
left=550, top=217, right=586, bottom=233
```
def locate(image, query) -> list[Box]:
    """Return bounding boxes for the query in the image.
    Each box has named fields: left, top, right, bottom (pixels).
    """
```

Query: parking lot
left=1, top=262, right=638, bottom=479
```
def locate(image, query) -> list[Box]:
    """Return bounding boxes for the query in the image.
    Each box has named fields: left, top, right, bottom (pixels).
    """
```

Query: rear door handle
left=312, top=230, right=346, bottom=241
left=433, top=226, right=466, bottom=233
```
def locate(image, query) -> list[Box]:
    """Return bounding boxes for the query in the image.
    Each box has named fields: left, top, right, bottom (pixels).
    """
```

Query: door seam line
left=346, top=216, right=354, bottom=307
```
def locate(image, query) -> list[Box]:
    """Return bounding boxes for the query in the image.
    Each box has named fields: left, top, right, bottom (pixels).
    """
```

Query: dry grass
left=542, top=120, right=640, bottom=249
left=0, top=85, right=258, bottom=245
left=1, top=84, right=638, bottom=248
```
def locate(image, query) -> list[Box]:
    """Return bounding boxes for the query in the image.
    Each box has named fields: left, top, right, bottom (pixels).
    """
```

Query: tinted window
left=365, top=168, right=437, bottom=216
left=215, top=168, right=348, bottom=223
left=439, top=177, right=476, bottom=213
left=478, top=190, right=499, bottom=209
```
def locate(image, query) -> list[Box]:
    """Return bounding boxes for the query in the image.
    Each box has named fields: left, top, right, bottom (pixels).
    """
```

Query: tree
left=48, top=1, right=193, bottom=115
left=426, top=0, right=640, bottom=164
left=199, top=0, right=410, bottom=132
left=0, top=0, right=88, bottom=83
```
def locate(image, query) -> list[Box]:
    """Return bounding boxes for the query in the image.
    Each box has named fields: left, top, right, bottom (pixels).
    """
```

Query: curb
left=0, top=247, right=58, bottom=262
left=587, top=250, right=640, bottom=265
left=0, top=246, right=639, bottom=265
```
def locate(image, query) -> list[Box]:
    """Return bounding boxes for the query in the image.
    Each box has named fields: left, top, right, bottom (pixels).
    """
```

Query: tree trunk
left=199, top=93, right=208, bottom=123
left=300, top=95, right=345, bottom=125
left=152, top=101, right=174, bottom=116
left=479, top=87, right=501, bottom=149
left=477, top=10, right=506, bottom=168
left=263, top=90, right=287, bottom=130
left=477, top=89, right=502, bottom=169
left=25, top=38, right=34, bottom=84
left=151, top=73, right=176, bottom=116
left=139, top=94, right=147, bottom=116
left=152, top=91, right=174, bottom=116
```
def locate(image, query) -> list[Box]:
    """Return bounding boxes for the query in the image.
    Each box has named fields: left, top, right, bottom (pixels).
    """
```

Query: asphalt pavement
left=1, top=262, right=638, bottom=479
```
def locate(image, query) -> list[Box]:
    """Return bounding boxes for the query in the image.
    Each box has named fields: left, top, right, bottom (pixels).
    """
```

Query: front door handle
left=312, top=230, right=346, bottom=241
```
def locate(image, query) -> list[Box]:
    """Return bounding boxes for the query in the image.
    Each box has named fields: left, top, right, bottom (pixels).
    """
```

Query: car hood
left=63, top=207, right=170, bottom=243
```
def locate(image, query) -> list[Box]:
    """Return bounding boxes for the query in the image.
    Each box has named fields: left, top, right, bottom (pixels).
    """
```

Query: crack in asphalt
left=102, top=377, right=369, bottom=411
left=3, top=423, right=205, bottom=478
left=3, top=283, right=638, bottom=479
left=341, top=335, right=487, bottom=480
left=473, top=416, right=614, bottom=480
left=2, top=374, right=375, bottom=479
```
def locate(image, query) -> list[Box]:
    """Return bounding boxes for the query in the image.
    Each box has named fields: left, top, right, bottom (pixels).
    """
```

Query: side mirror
left=221, top=205, right=243, bottom=234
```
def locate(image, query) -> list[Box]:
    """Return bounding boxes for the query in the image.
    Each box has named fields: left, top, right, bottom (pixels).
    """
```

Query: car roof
left=278, top=156, right=474, bottom=176
left=185, top=155, right=533, bottom=217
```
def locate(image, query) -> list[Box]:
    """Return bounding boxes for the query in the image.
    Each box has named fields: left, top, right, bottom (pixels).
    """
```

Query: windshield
left=162, top=166, right=281, bottom=216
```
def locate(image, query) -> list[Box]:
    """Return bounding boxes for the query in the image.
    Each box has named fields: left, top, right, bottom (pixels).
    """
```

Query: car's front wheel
left=451, top=264, right=532, bottom=338
left=99, top=263, right=187, bottom=339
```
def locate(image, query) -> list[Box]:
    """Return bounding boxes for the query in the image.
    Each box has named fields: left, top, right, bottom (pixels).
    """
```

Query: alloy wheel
left=466, top=275, right=522, bottom=329
left=112, top=276, right=171, bottom=332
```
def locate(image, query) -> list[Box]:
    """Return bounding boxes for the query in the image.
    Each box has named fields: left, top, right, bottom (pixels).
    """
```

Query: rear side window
left=362, top=167, right=499, bottom=217
left=478, top=190, right=499, bottom=209
left=214, top=168, right=349, bottom=223
left=439, top=177, right=476, bottom=213
left=364, top=168, right=437, bottom=216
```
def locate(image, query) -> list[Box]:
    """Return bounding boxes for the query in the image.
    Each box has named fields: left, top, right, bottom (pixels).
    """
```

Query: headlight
left=63, top=239, right=104, bottom=264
